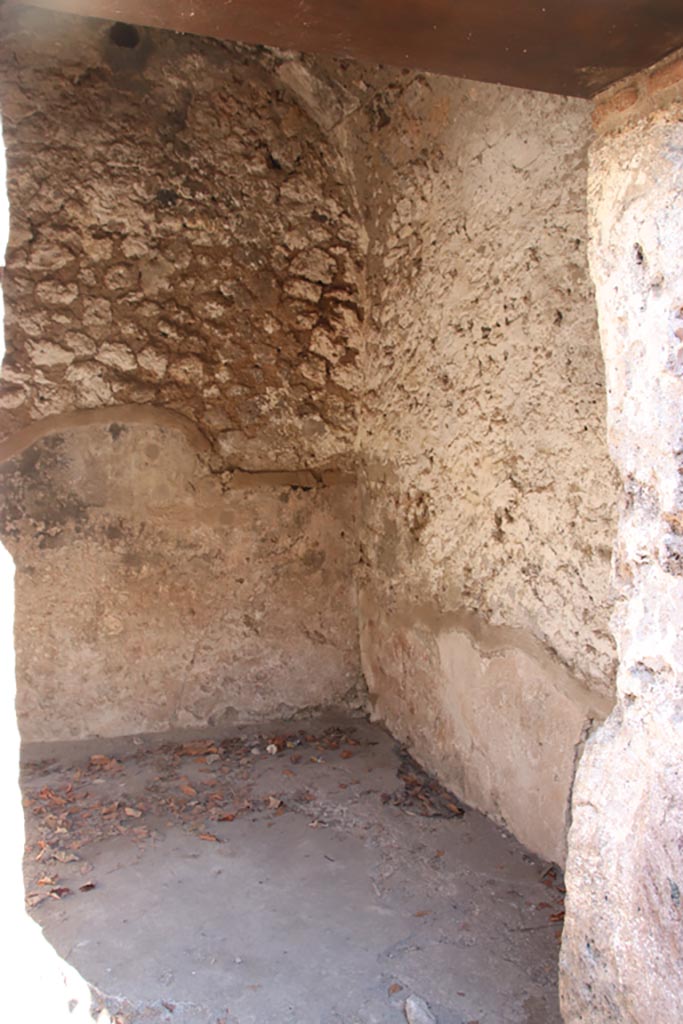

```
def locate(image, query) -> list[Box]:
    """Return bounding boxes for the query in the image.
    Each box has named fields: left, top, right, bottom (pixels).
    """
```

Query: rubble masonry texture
left=0, top=8, right=365, bottom=470
left=561, top=56, right=683, bottom=1023
left=0, top=8, right=365, bottom=738
left=0, top=7, right=619, bottom=861
left=353, top=74, right=618, bottom=861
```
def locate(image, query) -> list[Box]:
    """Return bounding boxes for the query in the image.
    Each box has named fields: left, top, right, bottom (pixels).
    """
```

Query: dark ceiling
left=13, top=0, right=683, bottom=97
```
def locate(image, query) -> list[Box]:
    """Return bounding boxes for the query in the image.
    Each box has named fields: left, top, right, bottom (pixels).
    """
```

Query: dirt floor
left=21, top=716, right=565, bottom=1024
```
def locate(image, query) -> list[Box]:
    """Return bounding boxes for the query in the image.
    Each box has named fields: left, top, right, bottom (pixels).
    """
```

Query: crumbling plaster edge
left=358, top=593, right=615, bottom=864
left=0, top=405, right=357, bottom=489
left=369, top=598, right=615, bottom=718
left=0, top=404, right=211, bottom=464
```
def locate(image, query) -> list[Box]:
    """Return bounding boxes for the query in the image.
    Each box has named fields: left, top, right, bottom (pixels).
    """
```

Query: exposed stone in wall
left=592, top=45, right=683, bottom=133
left=0, top=105, right=98, bottom=1024
left=352, top=74, right=619, bottom=862
left=561, top=76, right=683, bottom=1022
left=0, top=409, right=360, bottom=741
left=0, top=8, right=367, bottom=741
left=0, top=6, right=621, bottom=867
left=0, top=7, right=365, bottom=471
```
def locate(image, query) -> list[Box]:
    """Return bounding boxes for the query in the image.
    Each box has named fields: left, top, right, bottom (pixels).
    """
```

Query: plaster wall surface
left=0, top=8, right=364, bottom=740
left=0, top=107, right=96, bottom=1024
left=561, top=54, right=683, bottom=1022
left=352, top=75, right=618, bottom=863
left=0, top=8, right=621, bottom=864
left=0, top=411, right=359, bottom=742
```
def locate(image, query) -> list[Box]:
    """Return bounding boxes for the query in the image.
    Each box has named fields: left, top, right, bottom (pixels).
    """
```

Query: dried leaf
left=268, top=736, right=288, bottom=752
left=40, top=788, right=67, bottom=806
left=90, top=754, right=116, bottom=768
left=49, top=886, right=72, bottom=899
left=267, top=796, right=282, bottom=810
left=388, top=983, right=403, bottom=995
left=218, top=813, right=235, bottom=822
left=124, top=806, right=142, bottom=818
left=414, top=910, right=431, bottom=917
left=26, top=892, right=48, bottom=908
left=177, top=740, right=218, bottom=757
left=549, top=911, right=565, bottom=922
left=180, top=785, right=197, bottom=797
left=340, top=750, right=354, bottom=760
left=79, top=882, right=96, bottom=892
left=198, top=833, right=218, bottom=842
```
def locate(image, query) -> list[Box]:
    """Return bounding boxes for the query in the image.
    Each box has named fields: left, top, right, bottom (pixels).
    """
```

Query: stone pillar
left=561, top=53, right=683, bottom=1023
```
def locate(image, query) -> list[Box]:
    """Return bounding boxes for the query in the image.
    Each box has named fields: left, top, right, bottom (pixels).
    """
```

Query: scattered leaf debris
left=19, top=721, right=564, bottom=1020
left=382, top=749, right=466, bottom=818
left=22, top=724, right=367, bottom=904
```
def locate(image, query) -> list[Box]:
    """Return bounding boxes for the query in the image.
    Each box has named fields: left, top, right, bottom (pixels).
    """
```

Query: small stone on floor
left=405, top=993, right=437, bottom=1024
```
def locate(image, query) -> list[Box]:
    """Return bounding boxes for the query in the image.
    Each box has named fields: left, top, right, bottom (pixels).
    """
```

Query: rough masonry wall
left=0, top=8, right=365, bottom=739
left=0, top=6, right=621, bottom=863
left=0, top=7, right=365, bottom=470
left=562, top=53, right=683, bottom=1024
left=353, top=75, right=618, bottom=863
left=0, top=105, right=97, bottom=1024
left=0, top=411, right=359, bottom=742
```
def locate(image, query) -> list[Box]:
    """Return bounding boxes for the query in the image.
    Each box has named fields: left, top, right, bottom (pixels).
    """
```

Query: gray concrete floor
left=21, top=716, right=564, bottom=1024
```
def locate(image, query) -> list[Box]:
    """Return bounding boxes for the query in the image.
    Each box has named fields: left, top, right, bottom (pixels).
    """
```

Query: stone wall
left=0, top=409, right=358, bottom=742
left=0, top=7, right=365, bottom=470
left=0, top=92, right=98, bottom=1024
left=0, top=8, right=364, bottom=740
left=0, top=7, right=620, bottom=864
left=561, top=49, right=683, bottom=1023
left=352, top=74, right=618, bottom=863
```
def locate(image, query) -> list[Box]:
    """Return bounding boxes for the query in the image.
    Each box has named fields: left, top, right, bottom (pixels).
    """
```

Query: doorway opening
left=2, top=4, right=652, bottom=1022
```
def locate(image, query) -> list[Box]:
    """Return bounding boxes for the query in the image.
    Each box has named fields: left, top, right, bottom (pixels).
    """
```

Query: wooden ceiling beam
left=10, top=0, right=683, bottom=97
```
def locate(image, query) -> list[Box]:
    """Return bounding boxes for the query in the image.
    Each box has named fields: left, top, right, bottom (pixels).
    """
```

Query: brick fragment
left=592, top=86, right=639, bottom=130
left=648, top=55, right=683, bottom=95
